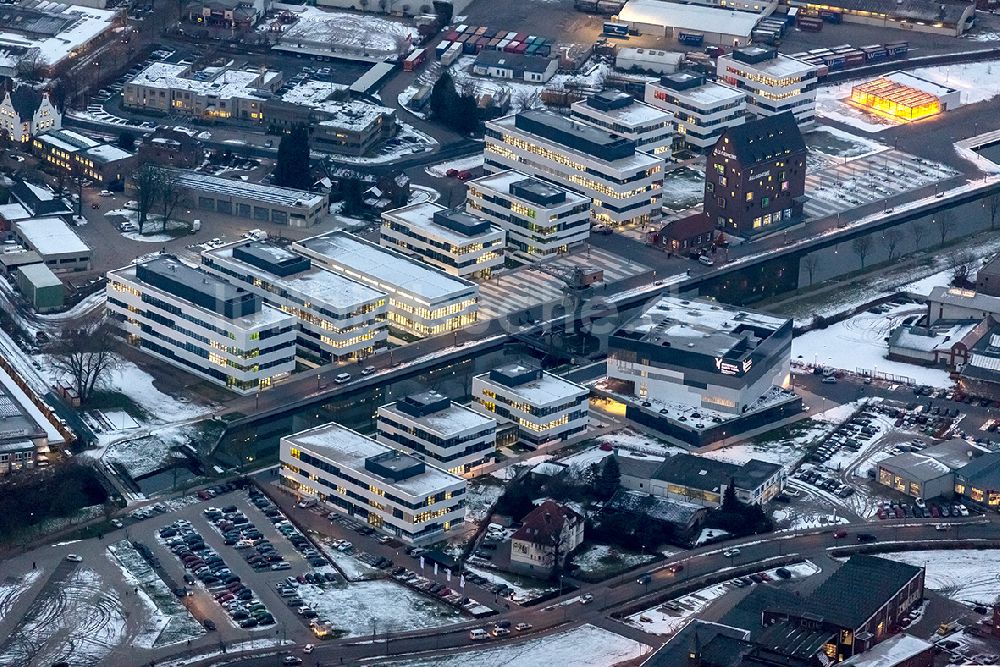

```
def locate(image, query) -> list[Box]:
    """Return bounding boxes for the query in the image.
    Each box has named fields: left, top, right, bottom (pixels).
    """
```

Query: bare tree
left=457, top=77, right=478, bottom=99
left=988, top=191, right=1000, bottom=231
left=15, top=50, right=41, bottom=81
left=802, top=253, right=820, bottom=286
left=132, top=164, right=163, bottom=234
left=851, top=235, right=873, bottom=271
left=158, top=170, right=187, bottom=231
left=933, top=211, right=953, bottom=246
left=883, top=228, right=904, bottom=262
left=512, top=89, right=542, bottom=113
left=49, top=319, right=121, bottom=403
left=910, top=221, right=927, bottom=251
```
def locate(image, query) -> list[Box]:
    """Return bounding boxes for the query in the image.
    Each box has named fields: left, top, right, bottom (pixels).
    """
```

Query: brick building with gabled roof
left=509, top=500, right=584, bottom=577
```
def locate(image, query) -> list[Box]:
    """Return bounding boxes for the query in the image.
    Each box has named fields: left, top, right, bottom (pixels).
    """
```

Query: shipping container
left=678, top=31, right=704, bottom=45
left=861, top=44, right=887, bottom=61
left=444, top=31, right=458, bottom=41
left=797, top=16, right=823, bottom=31
left=574, top=0, right=600, bottom=11
left=785, top=7, right=798, bottom=24
left=844, top=50, right=865, bottom=66
left=886, top=41, right=909, bottom=57
left=475, top=26, right=487, bottom=35
left=603, top=21, right=630, bottom=37
left=815, top=64, right=829, bottom=78
left=483, top=28, right=497, bottom=38
left=403, top=48, right=427, bottom=71
left=819, top=9, right=843, bottom=22
left=497, top=38, right=511, bottom=51
left=455, top=24, right=467, bottom=33
left=536, top=43, right=552, bottom=57
left=821, top=54, right=845, bottom=69
left=526, top=43, right=540, bottom=55
left=475, top=37, right=490, bottom=52
left=441, top=42, right=463, bottom=66
left=488, top=37, right=501, bottom=49
left=504, top=41, right=520, bottom=53
left=462, top=40, right=478, bottom=54
left=435, top=41, right=451, bottom=58
left=597, top=0, right=626, bottom=13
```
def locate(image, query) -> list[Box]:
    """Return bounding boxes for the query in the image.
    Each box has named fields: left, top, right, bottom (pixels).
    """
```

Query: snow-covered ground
left=792, top=303, right=952, bottom=387
left=333, top=121, right=437, bottom=165
left=383, top=623, right=648, bottom=667
left=694, top=528, right=730, bottom=546
left=100, top=423, right=201, bottom=479
left=806, top=125, right=888, bottom=159
left=317, top=539, right=380, bottom=581
left=106, top=540, right=204, bottom=648
left=572, top=544, right=655, bottom=578
left=0, top=569, right=42, bottom=620
left=0, top=568, right=126, bottom=667
left=701, top=440, right=804, bottom=473
left=463, top=562, right=554, bottom=601
left=593, top=429, right=686, bottom=459
left=425, top=154, right=484, bottom=178
left=465, top=479, right=505, bottom=524
left=294, top=579, right=460, bottom=637
left=880, top=549, right=1000, bottom=606
left=271, top=5, right=418, bottom=58
left=625, top=561, right=821, bottom=635
left=817, top=60, right=1000, bottom=133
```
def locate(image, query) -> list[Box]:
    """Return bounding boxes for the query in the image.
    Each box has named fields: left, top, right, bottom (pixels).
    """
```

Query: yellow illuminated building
left=850, top=78, right=941, bottom=122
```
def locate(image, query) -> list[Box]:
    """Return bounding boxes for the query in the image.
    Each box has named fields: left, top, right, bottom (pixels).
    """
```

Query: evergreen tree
left=429, top=70, right=459, bottom=124
left=596, top=456, right=621, bottom=500
left=273, top=125, right=311, bottom=190
left=722, top=477, right=739, bottom=512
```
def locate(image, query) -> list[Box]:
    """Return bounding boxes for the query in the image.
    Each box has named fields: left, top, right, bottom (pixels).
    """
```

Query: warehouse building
left=380, top=203, right=505, bottom=280
left=789, top=0, right=975, bottom=36
left=465, top=170, right=591, bottom=262
left=200, top=240, right=388, bottom=363
left=485, top=110, right=663, bottom=227
left=106, top=255, right=297, bottom=394
left=570, top=91, right=675, bottom=156
left=377, top=390, right=498, bottom=476
left=15, top=263, right=64, bottom=312
left=718, top=47, right=818, bottom=128
left=644, top=73, right=748, bottom=151
left=152, top=168, right=327, bottom=227
left=850, top=71, right=960, bottom=122
left=877, top=439, right=984, bottom=499
left=280, top=422, right=467, bottom=545
left=13, top=217, right=91, bottom=273
left=293, top=232, right=479, bottom=337
left=617, top=0, right=764, bottom=45
left=955, top=452, right=1000, bottom=509
left=471, top=363, right=589, bottom=446
left=472, top=50, right=559, bottom=83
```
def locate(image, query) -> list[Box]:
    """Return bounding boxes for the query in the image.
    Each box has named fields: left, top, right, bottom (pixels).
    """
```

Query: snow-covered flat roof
left=619, top=0, right=761, bottom=37
left=280, top=79, right=346, bottom=106
left=276, top=6, right=418, bottom=54
left=0, top=364, right=64, bottom=446
left=382, top=202, right=502, bottom=246
left=286, top=422, right=465, bottom=496
left=0, top=202, right=31, bottom=222
left=85, top=144, right=133, bottom=163
left=572, top=98, right=672, bottom=128
left=839, top=633, right=932, bottom=667
left=314, top=100, right=395, bottom=132
left=480, top=365, right=588, bottom=406
left=380, top=401, right=496, bottom=437
left=0, top=3, right=118, bottom=67
left=204, top=243, right=385, bottom=309
left=128, top=62, right=273, bottom=100
left=15, top=217, right=90, bottom=257
left=468, top=170, right=589, bottom=209
left=663, top=80, right=746, bottom=107
left=722, top=51, right=814, bottom=78
left=163, top=169, right=325, bottom=209
left=294, top=232, right=477, bottom=304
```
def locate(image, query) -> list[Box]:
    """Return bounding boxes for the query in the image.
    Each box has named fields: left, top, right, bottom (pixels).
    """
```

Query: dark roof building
left=605, top=489, right=709, bottom=537
left=641, top=620, right=751, bottom=667
left=804, top=555, right=922, bottom=631
left=627, top=451, right=783, bottom=507
left=702, top=111, right=807, bottom=237
left=955, top=451, right=1000, bottom=507
left=978, top=254, right=1000, bottom=296
left=473, top=50, right=559, bottom=82
left=790, top=0, right=974, bottom=36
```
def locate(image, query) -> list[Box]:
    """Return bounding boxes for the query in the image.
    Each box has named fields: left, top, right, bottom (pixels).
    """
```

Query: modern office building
left=484, top=110, right=663, bottom=227
left=280, top=422, right=467, bottom=545
left=465, top=170, right=591, bottom=262
left=702, top=112, right=807, bottom=236
left=471, top=363, right=589, bottom=446
left=376, top=390, right=498, bottom=476
left=293, top=232, right=479, bottom=337
left=570, top=91, right=674, bottom=156
left=380, top=203, right=505, bottom=280
left=200, top=240, right=388, bottom=363
left=717, top=47, right=818, bottom=128
left=32, top=128, right=136, bottom=186
left=644, top=73, right=748, bottom=151
left=150, top=168, right=327, bottom=227
left=123, top=61, right=282, bottom=121
left=106, top=255, right=297, bottom=394
left=608, top=295, right=792, bottom=414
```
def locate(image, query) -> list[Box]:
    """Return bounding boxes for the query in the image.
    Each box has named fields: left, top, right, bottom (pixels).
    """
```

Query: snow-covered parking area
left=879, top=549, right=1000, bottom=606
left=382, top=623, right=648, bottom=667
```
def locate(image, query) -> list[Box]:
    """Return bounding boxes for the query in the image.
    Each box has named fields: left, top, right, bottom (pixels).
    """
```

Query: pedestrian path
left=477, top=247, right=650, bottom=321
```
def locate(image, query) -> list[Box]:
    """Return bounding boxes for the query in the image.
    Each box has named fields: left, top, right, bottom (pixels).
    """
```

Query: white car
left=66, top=554, right=83, bottom=562
left=302, top=643, right=315, bottom=654
left=722, top=549, right=741, bottom=558
left=579, top=594, right=594, bottom=605
left=698, top=255, right=715, bottom=266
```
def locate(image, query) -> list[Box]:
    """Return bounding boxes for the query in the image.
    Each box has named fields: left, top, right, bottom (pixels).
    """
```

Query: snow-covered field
left=592, top=429, right=686, bottom=459
left=425, top=154, right=484, bottom=178
left=295, top=579, right=460, bottom=637
left=792, top=303, right=952, bottom=387
left=106, top=540, right=204, bottom=648
left=572, top=544, right=655, bottom=578
left=806, top=126, right=888, bottom=159
left=816, top=60, right=1000, bottom=133
left=383, top=623, right=648, bottom=667
left=0, top=569, right=42, bottom=620
left=465, top=479, right=504, bottom=524
left=880, top=549, right=1000, bottom=606
left=317, top=539, right=380, bottom=581
left=463, top=562, right=554, bottom=600
left=0, top=568, right=126, bottom=667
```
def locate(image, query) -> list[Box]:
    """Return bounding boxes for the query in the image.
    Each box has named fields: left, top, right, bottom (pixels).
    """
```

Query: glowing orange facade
left=850, top=77, right=941, bottom=122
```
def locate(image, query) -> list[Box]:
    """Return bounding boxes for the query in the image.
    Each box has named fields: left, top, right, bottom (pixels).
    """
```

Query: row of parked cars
left=391, top=566, right=487, bottom=614
left=875, top=499, right=970, bottom=520
left=793, top=468, right=855, bottom=498
left=249, top=488, right=330, bottom=568
left=157, top=519, right=274, bottom=629
left=203, top=504, right=296, bottom=573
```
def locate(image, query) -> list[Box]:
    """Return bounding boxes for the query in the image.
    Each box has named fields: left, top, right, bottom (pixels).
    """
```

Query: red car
left=456, top=170, right=472, bottom=181
left=667, top=563, right=684, bottom=574
left=877, top=508, right=887, bottom=520
left=446, top=169, right=458, bottom=177
left=832, top=529, right=848, bottom=539
left=930, top=506, right=940, bottom=518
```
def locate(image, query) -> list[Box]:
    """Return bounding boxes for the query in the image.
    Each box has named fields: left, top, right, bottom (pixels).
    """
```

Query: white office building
left=292, top=232, right=478, bottom=337
left=472, top=363, right=589, bottom=446
left=570, top=91, right=674, bottom=156
left=377, top=390, right=498, bottom=476
left=484, top=110, right=663, bottom=227
left=200, top=240, right=388, bottom=363
left=106, top=256, right=296, bottom=395
left=280, top=422, right=467, bottom=545
left=465, top=170, right=591, bottom=262
left=717, top=47, right=817, bottom=128
left=645, top=73, right=748, bottom=150
left=380, top=203, right=505, bottom=280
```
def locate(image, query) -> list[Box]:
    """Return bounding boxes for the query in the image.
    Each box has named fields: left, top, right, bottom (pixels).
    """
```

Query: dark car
left=856, top=533, right=878, bottom=543
left=203, top=619, right=217, bottom=631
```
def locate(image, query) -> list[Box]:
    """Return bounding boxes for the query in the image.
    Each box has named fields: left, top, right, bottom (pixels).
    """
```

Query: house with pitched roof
left=0, top=86, right=61, bottom=144
left=509, top=500, right=584, bottom=576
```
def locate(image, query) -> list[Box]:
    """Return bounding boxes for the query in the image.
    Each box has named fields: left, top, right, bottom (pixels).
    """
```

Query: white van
left=334, top=373, right=351, bottom=384
left=469, top=629, right=489, bottom=641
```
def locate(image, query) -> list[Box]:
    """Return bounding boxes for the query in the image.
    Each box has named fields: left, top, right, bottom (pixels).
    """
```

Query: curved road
left=188, top=513, right=1000, bottom=666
